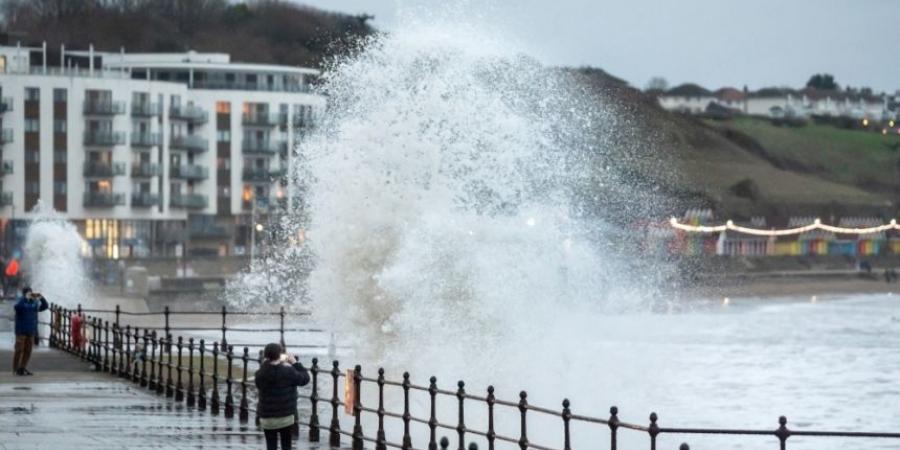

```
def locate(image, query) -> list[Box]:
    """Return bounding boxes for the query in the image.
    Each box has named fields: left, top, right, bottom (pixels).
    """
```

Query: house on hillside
left=746, top=88, right=891, bottom=120
left=657, top=84, right=714, bottom=114
left=713, top=87, right=747, bottom=113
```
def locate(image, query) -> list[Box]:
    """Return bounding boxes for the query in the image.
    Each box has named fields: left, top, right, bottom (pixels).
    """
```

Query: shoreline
left=681, top=272, right=900, bottom=299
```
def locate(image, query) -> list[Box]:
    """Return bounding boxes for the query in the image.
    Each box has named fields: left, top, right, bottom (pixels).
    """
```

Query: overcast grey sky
left=295, top=0, right=899, bottom=93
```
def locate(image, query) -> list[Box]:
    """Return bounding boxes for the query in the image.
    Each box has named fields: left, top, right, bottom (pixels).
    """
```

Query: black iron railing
left=45, top=304, right=900, bottom=450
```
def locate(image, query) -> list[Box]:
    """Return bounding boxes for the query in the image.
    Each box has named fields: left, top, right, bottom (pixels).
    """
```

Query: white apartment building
left=0, top=44, right=324, bottom=258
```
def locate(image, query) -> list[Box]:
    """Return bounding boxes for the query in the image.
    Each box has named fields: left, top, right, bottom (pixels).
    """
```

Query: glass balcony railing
left=130, top=132, right=161, bottom=147
left=242, top=167, right=273, bottom=182
left=83, top=161, right=126, bottom=177
left=241, top=139, right=285, bottom=155
left=131, top=102, right=161, bottom=117
left=1, top=129, right=13, bottom=144
left=170, top=134, right=209, bottom=152
left=131, top=162, right=159, bottom=178
left=1, top=160, right=12, bottom=176
left=84, top=131, right=126, bottom=146
left=83, top=191, right=125, bottom=207
left=169, top=105, right=208, bottom=124
left=170, top=164, right=208, bottom=180
left=1, top=97, right=12, bottom=113
left=131, top=192, right=160, bottom=208
left=83, top=99, right=125, bottom=115
left=0, top=191, right=11, bottom=206
left=242, top=112, right=287, bottom=127
left=170, top=193, right=208, bottom=209
left=191, top=81, right=311, bottom=93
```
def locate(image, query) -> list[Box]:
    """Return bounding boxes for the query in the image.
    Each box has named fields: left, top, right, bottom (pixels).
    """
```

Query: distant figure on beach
left=255, top=343, right=310, bottom=450
left=12, top=287, right=49, bottom=376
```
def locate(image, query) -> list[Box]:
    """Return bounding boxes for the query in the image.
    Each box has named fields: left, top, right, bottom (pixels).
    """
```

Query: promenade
left=0, top=329, right=309, bottom=450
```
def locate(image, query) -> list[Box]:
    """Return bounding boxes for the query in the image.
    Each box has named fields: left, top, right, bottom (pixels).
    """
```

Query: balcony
left=83, top=161, right=126, bottom=177
left=83, top=191, right=125, bottom=207
left=1, top=97, right=12, bottom=113
left=169, top=105, right=208, bottom=124
left=83, top=99, right=125, bottom=115
left=293, top=115, right=315, bottom=128
left=188, top=223, right=229, bottom=239
left=1, top=160, right=12, bottom=176
left=1, top=129, right=12, bottom=144
left=241, top=139, right=285, bottom=155
left=242, top=112, right=287, bottom=127
left=170, top=193, right=208, bottom=209
left=170, top=164, right=208, bottom=180
left=0, top=191, right=11, bottom=206
left=130, top=132, right=161, bottom=147
left=170, top=135, right=209, bottom=153
left=131, top=162, right=159, bottom=178
left=242, top=166, right=274, bottom=182
left=84, top=131, right=126, bottom=146
left=131, top=192, right=160, bottom=208
left=131, top=102, right=161, bottom=117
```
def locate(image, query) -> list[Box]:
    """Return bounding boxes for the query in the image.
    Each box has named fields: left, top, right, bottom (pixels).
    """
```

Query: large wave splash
left=301, top=17, right=667, bottom=385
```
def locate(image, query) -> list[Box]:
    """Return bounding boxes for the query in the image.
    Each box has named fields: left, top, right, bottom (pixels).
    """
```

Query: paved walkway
left=0, top=330, right=319, bottom=450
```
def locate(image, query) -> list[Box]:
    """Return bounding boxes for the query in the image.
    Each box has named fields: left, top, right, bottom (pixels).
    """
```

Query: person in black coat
left=255, top=342, right=310, bottom=450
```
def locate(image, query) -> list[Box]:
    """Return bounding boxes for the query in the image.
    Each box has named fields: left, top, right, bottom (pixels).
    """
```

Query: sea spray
left=22, top=204, right=92, bottom=309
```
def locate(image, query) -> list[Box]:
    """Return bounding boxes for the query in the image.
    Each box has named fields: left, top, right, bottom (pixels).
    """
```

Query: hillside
left=0, top=0, right=373, bottom=68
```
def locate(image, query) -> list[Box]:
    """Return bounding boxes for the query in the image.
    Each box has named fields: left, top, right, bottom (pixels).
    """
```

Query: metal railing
left=170, top=105, right=208, bottom=124
left=131, top=132, right=162, bottom=147
left=131, top=192, right=160, bottom=208
left=192, top=81, right=311, bottom=94
left=132, top=102, right=161, bottom=117
left=170, top=193, right=208, bottom=209
left=84, top=130, right=126, bottom=146
left=83, top=161, right=127, bottom=177
left=83, top=191, right=125, bottom=207
left=170, top=164, right=208, bottom=180
left=44, top=304, right=900, bottom=450
left=170, top=134, right=209, bottom=152
left=131, top=162, right=159, bottom=178
left=84, top=99, right=126, bottom=115
left=242, top=112, right=287, bottom=127
left=1, top=128, right=13, bottom=144
left=242, top=139, right=286, bottom=155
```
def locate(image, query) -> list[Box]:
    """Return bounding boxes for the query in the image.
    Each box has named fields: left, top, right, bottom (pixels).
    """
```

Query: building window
left=25, top=119, right=39, bottom=132
left=54, top=182, right=66, bottom=194
left=26, top=181, right=39, bottom=194
left=216, top=101, right=230, bottom=114
left=53, top=151, right=67, bottom=163
left=25, top=87, right=39, bottom=101
left=217, top=158, right=230, bottom=169
left=53, top=89, right=67, bottom=102
left=25, top=151, right=39, bottom=162
left=53, top=119, right=67, bottom=133
left=216, top=130, right=231, bottom=142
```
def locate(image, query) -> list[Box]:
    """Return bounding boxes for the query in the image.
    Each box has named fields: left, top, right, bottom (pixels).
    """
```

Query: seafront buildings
left=0, top=43, right=324, bottom=259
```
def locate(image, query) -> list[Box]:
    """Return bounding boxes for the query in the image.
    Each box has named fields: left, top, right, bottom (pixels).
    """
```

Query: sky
left=295, top=0, right=900, bottom=93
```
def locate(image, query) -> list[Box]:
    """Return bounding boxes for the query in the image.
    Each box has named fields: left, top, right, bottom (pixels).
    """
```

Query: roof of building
left=714, top=87, right=745, bottom=102
left=664, top=83, right=712, bottom=97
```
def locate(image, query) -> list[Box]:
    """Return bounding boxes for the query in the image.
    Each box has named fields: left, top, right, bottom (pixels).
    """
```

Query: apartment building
left=0, top=44, right=324, bottom=259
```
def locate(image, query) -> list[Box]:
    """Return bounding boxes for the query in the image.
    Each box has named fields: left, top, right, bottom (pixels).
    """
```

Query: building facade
left=0, top=44, right=324, bottom=259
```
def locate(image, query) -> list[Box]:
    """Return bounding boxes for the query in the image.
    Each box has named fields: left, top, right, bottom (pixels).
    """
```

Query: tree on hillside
left=645, top=76, right=668, bottom=91
left=806, top=73, right=838, bottom=90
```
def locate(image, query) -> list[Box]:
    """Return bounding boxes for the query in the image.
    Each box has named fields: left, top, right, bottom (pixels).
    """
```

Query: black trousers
left=264, top=426, right=292, bottom=450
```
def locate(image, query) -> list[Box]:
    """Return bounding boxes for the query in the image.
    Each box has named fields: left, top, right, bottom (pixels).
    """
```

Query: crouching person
left=255, top=343, right=310, bottom=450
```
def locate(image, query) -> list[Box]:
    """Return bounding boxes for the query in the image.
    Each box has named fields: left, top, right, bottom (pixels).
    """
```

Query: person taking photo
left=254, top=342, right=310, bottom=450
left=13, top=287, right=49, bottom=376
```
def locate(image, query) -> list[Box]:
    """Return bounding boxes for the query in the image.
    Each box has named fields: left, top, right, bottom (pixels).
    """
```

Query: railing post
left=562, top=400, right=572, bottom=450
left=121, top=325, right=130, bottom=378
left=224, top=345, right=235, bottom=418
left=148, top=331, right=157, bottom=390
left=428, top=377, right=438, bottom=450
left=165, top=334, right=174, bottom=398
left=279, top=305, right=286, bottom=348
left=309, top=357, right=320, bottom=442
left=608, top=406, right=619, bottom=450
left=329, top=360, right=341, bottom=447
left=486, top=386, right=496, bottom=450
left=175, top=336, right=184, bottom=402
left=198, top=339, right=207, bottom=411
left=104, top=320, right=112, bottom=374
left=352, top=365, right=364, bottom=450
left=402, top=372, right=412, bottom=450
left=457, top=381, right=466, bottom=450
left=138, top=329, right=147, bottom=385
left=775, top=416, right=790, bottom=450
left=115, top=304, right=120, bottom=328
left=163, top=305, right=170, bottom=338
left=376, top=368, right=387, bottom=450
left=239, top=347, right=249, bottom=422
left=211, top=342, right=220, bottom=415
left=518, top=391, right=528, bottom=450
left=156, top=335, right=166, bottom=395
left=648, top=413, right=659, bottom=450
left=187, top=338, right=196, bottom=407
left=221, top=306, right=228, bottom=348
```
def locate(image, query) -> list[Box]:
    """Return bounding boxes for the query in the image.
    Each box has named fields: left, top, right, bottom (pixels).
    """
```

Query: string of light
left=669, top=217, right=900, bottom=236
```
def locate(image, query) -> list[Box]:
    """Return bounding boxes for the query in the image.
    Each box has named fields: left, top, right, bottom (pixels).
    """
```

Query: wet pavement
left=0, top=331, right=320, bottom=450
